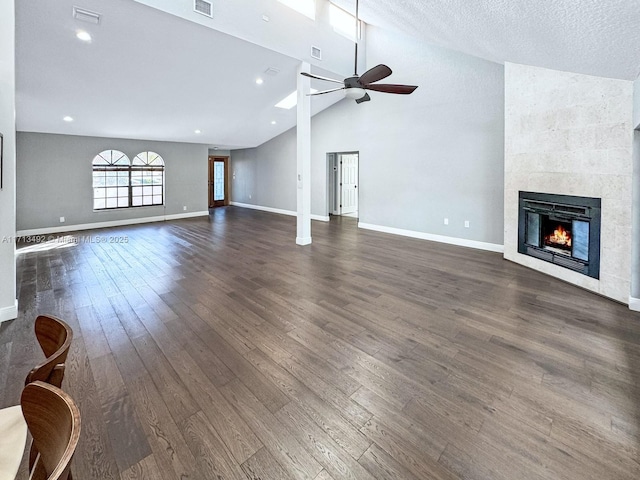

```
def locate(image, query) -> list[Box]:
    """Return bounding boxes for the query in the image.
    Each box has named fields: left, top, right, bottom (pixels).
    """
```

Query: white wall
left=504, top=63, right=634, bottom=303
left=17, top=133, right=209, bottom=232
left=632, top=75, right=640, bottom=304
left=231, top=26, right=505, bottom=247
left=134, top=0, right=365, bottom=78
left=0, top=0, right=17, bottom=322
left=631, top=131, right=640, bottom=303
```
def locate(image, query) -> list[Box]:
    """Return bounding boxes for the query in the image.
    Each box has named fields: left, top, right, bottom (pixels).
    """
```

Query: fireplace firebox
left=518, top=192, right=601, bottom=279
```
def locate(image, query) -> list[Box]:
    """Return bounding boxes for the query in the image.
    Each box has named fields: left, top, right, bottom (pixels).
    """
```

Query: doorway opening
left=209, top=156, right=229, bottom=208
left=327, top=152, right=359, bottom=218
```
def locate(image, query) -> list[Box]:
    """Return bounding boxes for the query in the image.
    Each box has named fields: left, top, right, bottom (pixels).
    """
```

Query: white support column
left=0, top=0, right=17, bottom=323
left=296, top=61, right=312, bottom=246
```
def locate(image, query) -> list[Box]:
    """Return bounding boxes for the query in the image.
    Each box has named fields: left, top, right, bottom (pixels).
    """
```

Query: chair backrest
left=25, top=315, right=73, bottom=388
left=21, top=381, right=81, bottom=480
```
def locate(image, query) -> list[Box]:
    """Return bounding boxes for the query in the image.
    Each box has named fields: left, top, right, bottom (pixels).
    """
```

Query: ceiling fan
left=301, top=0, right=418, bottom=104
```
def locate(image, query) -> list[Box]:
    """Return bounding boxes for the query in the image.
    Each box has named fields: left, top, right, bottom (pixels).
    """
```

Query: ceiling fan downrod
left=300, top=0, right=418, bottom=104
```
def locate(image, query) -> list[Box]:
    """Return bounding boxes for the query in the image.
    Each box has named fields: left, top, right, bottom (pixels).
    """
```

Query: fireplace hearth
left=518, top=192, right=601, bottom=278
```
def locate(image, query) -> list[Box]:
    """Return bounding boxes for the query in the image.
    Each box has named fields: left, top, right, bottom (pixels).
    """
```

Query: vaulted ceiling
left=15, top=0, right=640, bottom=149
left=15, top=0, right=343, bottom=149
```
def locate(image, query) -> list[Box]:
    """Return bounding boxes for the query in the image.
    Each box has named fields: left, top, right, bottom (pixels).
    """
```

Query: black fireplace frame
left=517, top=191, right=601, bottom=279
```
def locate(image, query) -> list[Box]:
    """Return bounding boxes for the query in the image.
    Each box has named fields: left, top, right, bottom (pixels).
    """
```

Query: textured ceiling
left=333, top=0, right=640, bottom=80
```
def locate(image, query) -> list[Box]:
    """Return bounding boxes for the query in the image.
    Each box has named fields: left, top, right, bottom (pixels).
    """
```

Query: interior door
left=340, top=154, right=358, bottom=214
left=208, top=156, right=229, bottom=208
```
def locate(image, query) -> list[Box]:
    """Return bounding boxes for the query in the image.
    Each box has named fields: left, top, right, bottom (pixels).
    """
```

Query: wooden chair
left=25, top=315, right=73, bottom=388
left=21, top=381, right=81, bottom=480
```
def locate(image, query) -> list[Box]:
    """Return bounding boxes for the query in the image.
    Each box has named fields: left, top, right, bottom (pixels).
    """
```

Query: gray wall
left=635, top=75, right=640, bottom=129
left=230, top=26, right=505, bottom=245
left=17, top=132, right=208, bottom=231
left=231, top=128, right=297, bottom=210
left=0, top=0, right=17, bottom=320
left=208, top=148, right=231, bottom=157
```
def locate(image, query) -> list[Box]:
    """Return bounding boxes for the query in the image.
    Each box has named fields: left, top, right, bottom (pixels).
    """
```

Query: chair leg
left=28, top=442, right=37, bottom=470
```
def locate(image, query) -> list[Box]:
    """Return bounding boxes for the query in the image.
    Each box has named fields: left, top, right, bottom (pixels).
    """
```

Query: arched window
left=92, top=150, right=131, bottom=210
left=92, top=150, right=165, bottom=210
left=132, top=152, right=165, bottom=206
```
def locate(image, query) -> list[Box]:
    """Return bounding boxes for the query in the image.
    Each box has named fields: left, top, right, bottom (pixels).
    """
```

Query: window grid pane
left=214, top=162, right=224, bottom=201
left=93, top=150, right=164, bottom=210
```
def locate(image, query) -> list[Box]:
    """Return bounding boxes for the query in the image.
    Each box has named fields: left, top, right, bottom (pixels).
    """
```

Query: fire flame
left=548, top=225, right=571, bottom=247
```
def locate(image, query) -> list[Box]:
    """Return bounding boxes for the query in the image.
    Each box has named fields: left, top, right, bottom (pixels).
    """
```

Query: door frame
left=326, top=151, right=359, bottom=217
left=208, top=156, right=230, bottom=208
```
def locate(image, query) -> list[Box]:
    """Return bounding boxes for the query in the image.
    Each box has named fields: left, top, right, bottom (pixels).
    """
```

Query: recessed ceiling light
left=195, top=129, right=201, bottom=134
left=271, top=120, right=277, bottom=125
left=63, top=116, right=74, bottom=122
left=256, top=78, right=264, bottom=85
left=76, top=30, right=92, bottom=42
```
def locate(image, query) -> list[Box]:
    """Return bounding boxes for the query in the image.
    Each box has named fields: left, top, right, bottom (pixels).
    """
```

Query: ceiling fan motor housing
left=343, top=76, right=367, bottom=100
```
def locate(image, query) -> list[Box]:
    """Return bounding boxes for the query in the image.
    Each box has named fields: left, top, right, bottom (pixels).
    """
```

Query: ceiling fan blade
left=359, top=64, right=392, bottom=85
left=309, top=87, right=345, bottom=96
left=355, top=93, right=370, bottom=104
left=300, top=72, right=344, bottom=85
left=364, top=83, right=418, bottom=94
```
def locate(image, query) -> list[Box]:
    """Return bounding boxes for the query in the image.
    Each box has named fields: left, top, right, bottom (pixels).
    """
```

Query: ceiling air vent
left=264, top=67, right=281, bottom=76
left=194, top=0, right=213, bottom=18
left=73, top=6, right=101, bottom=24
left=311, top=46, right=322, bottom=60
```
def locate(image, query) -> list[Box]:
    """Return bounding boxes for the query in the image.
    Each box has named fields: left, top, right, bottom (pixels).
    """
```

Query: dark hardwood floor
left=2, top=206, right=640, bottom=479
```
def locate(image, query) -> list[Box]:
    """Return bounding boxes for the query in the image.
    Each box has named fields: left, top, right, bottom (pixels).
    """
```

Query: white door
left=340, top=154, right=358, bottom=215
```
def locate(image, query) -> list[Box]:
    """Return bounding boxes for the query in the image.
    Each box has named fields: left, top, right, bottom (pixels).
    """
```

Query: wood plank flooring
left=2, top=206, right=640, bottom=479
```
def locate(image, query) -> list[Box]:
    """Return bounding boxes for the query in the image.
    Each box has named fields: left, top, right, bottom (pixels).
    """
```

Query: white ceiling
left=332, top=0, right=640, bottom=81
left=15, top=0, right=343, bottom=149
left=16, top=0, right=640, bottom=149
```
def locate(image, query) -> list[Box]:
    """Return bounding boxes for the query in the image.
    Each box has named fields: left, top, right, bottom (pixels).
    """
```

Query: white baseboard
left=0, top=299, right=18, bottom=323
left=16, top=211, right=209, bottom=236
left=164, top=211, right=210, bottom=221
left=230, top=202, right=329, bottom=222
left=629, top=296, right=640, bottom=311
left=357, top=222, right=504, bottom=253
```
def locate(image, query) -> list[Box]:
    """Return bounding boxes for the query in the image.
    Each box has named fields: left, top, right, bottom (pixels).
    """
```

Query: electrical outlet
left=183, top=206, right=187, bottom=211
left=464, top=220, right=470, bottom=228
left=59, top=217, right=65, bottom=223
left=444, top=218, right=449, bottom=225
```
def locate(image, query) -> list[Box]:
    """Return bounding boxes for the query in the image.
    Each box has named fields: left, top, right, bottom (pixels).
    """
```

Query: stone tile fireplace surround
left=504, top=63, right=634, bottom=304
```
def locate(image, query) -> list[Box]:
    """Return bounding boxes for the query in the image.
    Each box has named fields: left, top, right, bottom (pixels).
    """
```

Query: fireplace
left=518, top=192, right=601, bottom=278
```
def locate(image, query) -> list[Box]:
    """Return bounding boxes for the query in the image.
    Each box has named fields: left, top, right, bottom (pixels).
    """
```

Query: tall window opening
left=92, top=150, right=131, bottom=210
left=132, top=152, right=165, bottom=207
